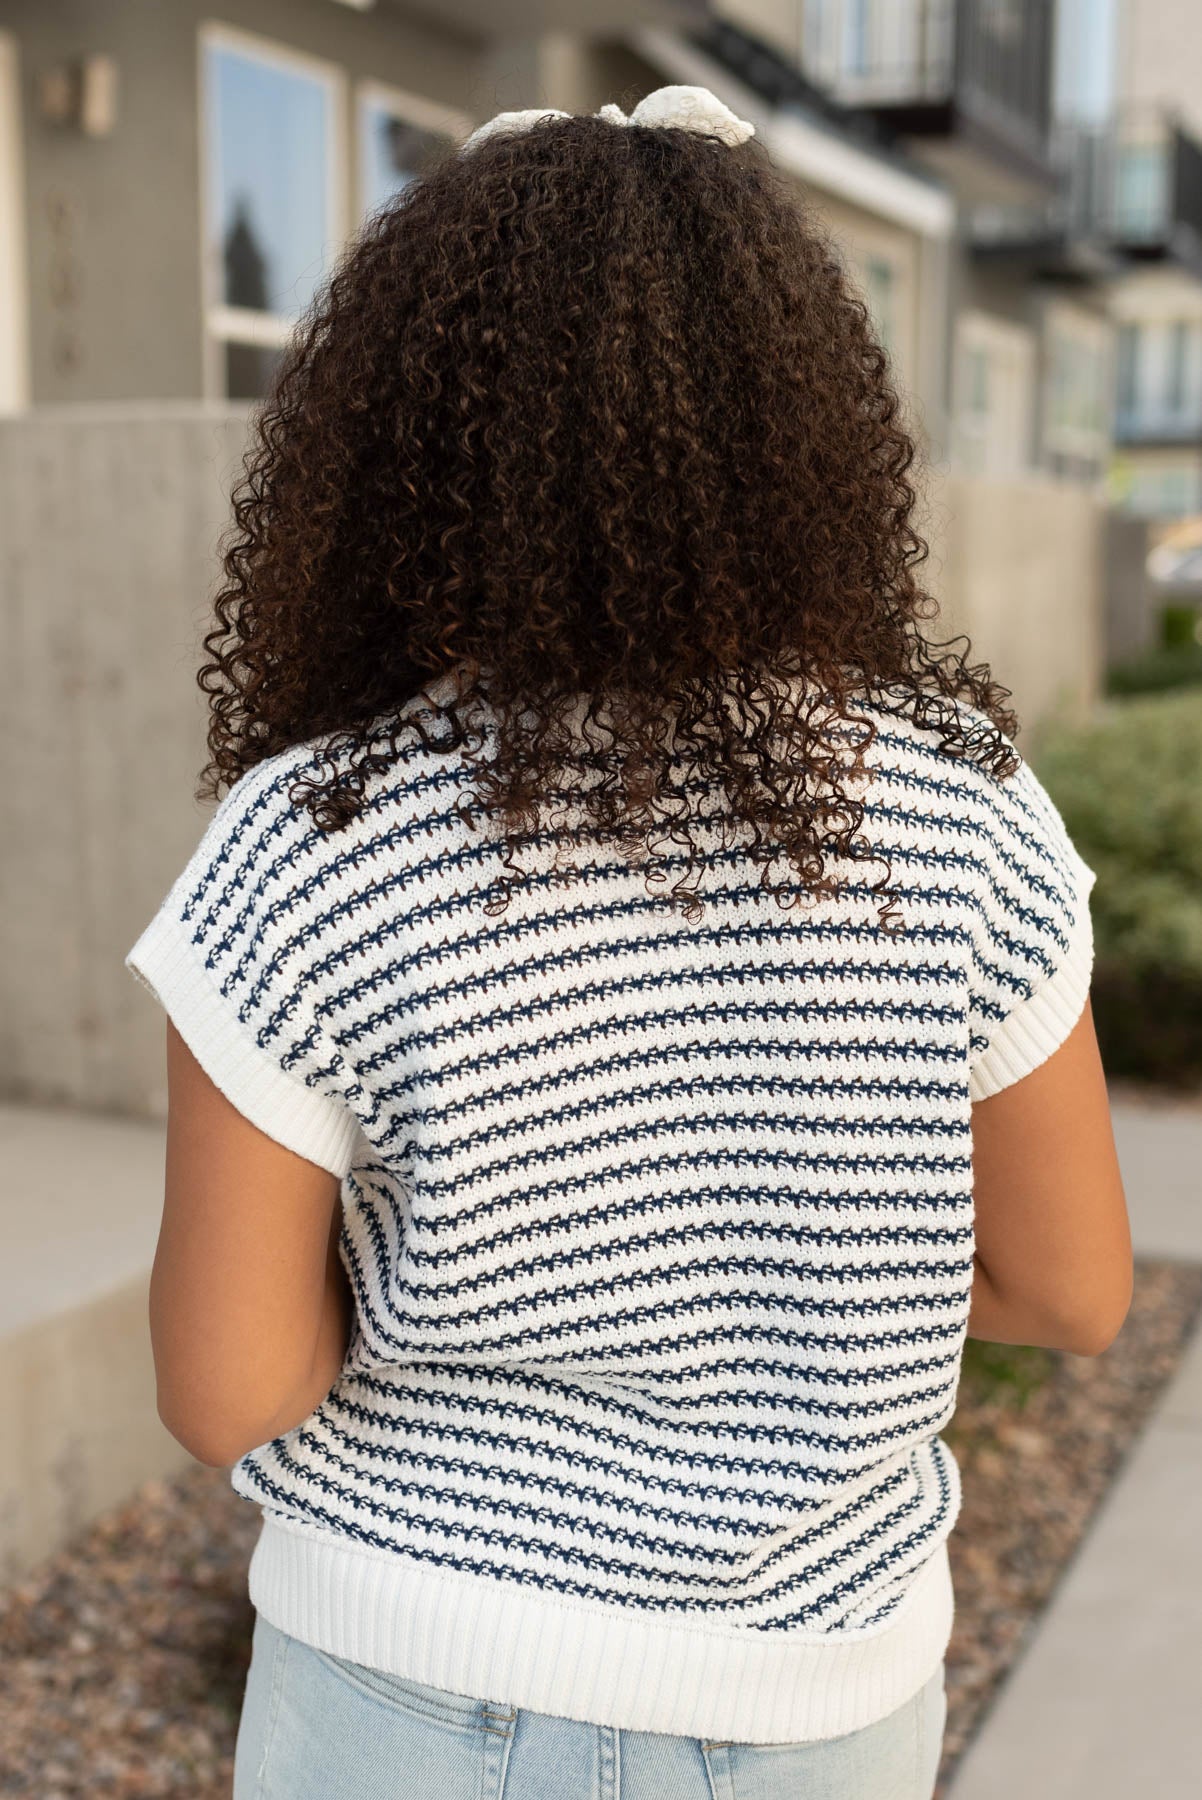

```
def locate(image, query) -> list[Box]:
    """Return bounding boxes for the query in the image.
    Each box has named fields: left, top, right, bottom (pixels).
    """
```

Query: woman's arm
left=150, top=1018, right=353, bottom=1467
left=254, top=1201, right=355, bottom=1448
left=967, top=1250, right=1078, bottom=1351
left=968, top=998, right=1133, bottom=1357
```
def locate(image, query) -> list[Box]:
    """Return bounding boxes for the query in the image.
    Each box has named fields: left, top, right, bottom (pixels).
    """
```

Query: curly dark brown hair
left=197, top=106, right=1019, bottom=924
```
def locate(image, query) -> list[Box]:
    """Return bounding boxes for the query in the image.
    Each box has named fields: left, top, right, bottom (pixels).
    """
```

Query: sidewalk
left=944, top=1093, right=1202, bottom=1799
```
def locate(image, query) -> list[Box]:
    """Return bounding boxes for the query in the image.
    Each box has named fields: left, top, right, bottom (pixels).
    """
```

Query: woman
left=125, top=85, right=1132, bottom=1800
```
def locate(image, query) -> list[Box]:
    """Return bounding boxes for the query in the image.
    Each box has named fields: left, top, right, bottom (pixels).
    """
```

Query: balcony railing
left=1055, top=109, right=1202, bottom=251
left=802, top=0, right=1053, bottom=161
left=968, top=106, right=1202, bottom=271
left=1115, top=408, right=1202, bottom=447
left=804, top=0, right=956, bottom=103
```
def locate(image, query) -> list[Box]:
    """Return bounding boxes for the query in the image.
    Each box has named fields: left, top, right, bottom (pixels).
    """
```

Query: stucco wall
left=810, top=185, right=936, bottom=452
left=0, top=408, right=1104, bottom=1115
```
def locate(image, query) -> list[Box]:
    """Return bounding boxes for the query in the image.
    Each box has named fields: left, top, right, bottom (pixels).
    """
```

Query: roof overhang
left=375, top=0, right=708, bottom=44
left=629, top=25, right=956, bottom=241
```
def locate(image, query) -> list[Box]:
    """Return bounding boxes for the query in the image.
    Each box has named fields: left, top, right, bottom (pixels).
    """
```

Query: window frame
left=354, top=78, right=472, bottom=227
left=1115, top=319, right=1140, bottom=420
left=862, top=251, right=897, bottom=357
left=198, top=21, right=348, bottom=402
left=1040, top=301, right=1112, bottom=475
left=1114, top=314, right=1202, bottom=440
left=0, top=30, right=28, bottom=414
left=1113, top=137, right=1169, bottom=239
left=952, top=311, right=1035, bottom=479
left=1165, top=318, right=1189, bottom=418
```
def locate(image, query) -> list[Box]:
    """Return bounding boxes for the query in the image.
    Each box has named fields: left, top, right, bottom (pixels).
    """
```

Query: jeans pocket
left=307, top=1642, right=502, bottom=1735
left=251, top=1628, right=516, bottom=1800
left=703, top=1665, right=947, bottom=1800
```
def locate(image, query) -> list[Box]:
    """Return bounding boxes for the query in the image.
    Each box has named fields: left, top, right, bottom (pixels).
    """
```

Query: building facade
left=0, top=0, right=956, bottom=418
left=1102, top=0, right=1202, bottom=517
left=747, top=0, right=1202, bottom=520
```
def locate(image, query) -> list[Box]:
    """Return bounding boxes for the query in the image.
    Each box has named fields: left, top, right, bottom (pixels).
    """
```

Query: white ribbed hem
left=969, top=855, right=1097, bottom=1102
left=124, top=909, right=363, bottom=1180
left=245, top=1511, right=956, bottom=1744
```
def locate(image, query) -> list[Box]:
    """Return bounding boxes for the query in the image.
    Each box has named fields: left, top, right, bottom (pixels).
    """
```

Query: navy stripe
left=156, top=693, right=1088, bottom=1639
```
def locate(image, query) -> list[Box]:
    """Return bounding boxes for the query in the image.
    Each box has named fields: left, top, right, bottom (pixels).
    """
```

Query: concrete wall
left=0, top=408, right=1105, bottom=1116
left=0, top=1102, right=197, bottom=1584
left=917, top=470, right=1105, bottom=750
left=0, top=407, right=247, bottom=1114
left=1103, top=509, right=1154, bottom=665
left=0, top=1273, right=194, bottom=1583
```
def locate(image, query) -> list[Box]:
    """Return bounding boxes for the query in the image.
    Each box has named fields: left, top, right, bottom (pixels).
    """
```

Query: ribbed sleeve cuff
left=969, top=853, right=1097, bottom=1102
left=125, top=909, right=364, bottom=1180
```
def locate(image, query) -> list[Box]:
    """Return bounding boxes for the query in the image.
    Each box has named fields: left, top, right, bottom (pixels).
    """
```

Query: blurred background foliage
left=1036, top=684, right=1202, bottom=1086
left=1106, top=602, right=1202, bottom=696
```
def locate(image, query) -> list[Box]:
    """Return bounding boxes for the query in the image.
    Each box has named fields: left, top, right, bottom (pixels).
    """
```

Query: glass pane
left=967, top=345, right=989, bottom=414
left=1048, top=333, right=1067, bottom=428
left=863, top=255, right=895, bottom=354
left=360, top=101, right=452, bottom=221
left=225, top=340, right=285, bottom=401
left=844, top=0, right=869, bottom=76
left=1166, top=320, right=1188, bottom=414
left=1114, top=142, right=1167, bottom=237
left=1116, top=322, right=1138, bottom=414
left=206, top=41, right=331, bottom=319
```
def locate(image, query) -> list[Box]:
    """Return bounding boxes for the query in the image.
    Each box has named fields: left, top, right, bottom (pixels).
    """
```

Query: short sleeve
left=124, top=752, right=366, bottom=1179
left=967, top=753, right=1097, bottom=1101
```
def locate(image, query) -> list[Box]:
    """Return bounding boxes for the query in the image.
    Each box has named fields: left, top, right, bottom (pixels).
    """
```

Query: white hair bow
left=462, top=84, right=756, bottom=154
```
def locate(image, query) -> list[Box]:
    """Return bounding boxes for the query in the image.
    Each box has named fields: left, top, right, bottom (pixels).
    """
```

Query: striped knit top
left=124, top=671, right=1096, bottom=1745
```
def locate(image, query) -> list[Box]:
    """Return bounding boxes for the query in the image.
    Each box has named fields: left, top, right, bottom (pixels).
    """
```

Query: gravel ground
left=2, top=1255, right=1200, bottom=1799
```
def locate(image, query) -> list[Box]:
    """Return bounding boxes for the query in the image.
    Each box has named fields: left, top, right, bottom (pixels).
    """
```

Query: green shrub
left=1106, top=643, right=1202, bottom=696
left=1034, top=690, right=1202, bottom=1087
left=1160, top=602, right=1202, bottom=650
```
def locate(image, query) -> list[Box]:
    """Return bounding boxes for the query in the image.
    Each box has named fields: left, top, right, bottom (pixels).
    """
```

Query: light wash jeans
left=234, top=1610, right=948, bottom=1800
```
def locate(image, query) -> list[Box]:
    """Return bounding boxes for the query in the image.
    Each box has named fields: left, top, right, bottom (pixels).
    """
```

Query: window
left=201, top=28, right=345, bottom=400
left=1115, top=321, right=1140, bottom=418
left=862, top=254, right=896, bottom=357
left=1121, top=462, right=1202, bottom=518
left=967, top=344, right=989, bottom=414
left=957, top=344, right=991, bottom=476
left=1115, top=318, right=1202, bottom=439
left=1166, top=319, right=1189, bottom=416
left=357, top=82, right=469, bottom=224
left=1113, top=140, right=1168, bottom=238
left=844, top=0, right=870, bottom=76
left=1043, top=316, right=1110, bottom=481
left=954, top=313, right=1035, bottom=478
